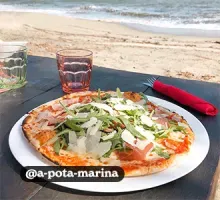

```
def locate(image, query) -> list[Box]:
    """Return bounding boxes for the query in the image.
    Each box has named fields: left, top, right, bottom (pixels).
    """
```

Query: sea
left=0, top=0, right=220, bottom=37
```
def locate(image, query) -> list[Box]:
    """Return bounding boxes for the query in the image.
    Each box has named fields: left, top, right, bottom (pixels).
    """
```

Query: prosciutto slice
left=51, top=97, right=79, bottom=111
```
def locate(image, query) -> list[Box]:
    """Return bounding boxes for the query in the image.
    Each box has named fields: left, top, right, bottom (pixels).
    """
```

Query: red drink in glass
left=56, top=49, right=93, bottom=93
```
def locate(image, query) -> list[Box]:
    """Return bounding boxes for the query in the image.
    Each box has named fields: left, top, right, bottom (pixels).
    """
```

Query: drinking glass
left=56, top=49, right=93, bottom=93
left=0, top=45, right=27, bottom=89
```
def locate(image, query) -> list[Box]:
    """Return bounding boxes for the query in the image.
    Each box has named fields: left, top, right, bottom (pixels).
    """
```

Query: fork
left=142, top=77, right=157, bottom=88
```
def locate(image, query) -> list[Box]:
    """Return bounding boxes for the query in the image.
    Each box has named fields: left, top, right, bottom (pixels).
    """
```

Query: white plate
left=8, top=96, right=210, bottom=193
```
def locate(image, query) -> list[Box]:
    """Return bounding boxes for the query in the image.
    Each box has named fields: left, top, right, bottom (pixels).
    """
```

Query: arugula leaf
left=139, top=92, right=148, bottom=101
left=63, top=133, right=69, bottom=144
left=54, top=121, right=66, bottom=130
left=143, top=124, right=156, bottom=131
left=103, top=145, right=123, bottom=158
left=60, top=137, right=67, bottom=149
left=53, top=140, right=61, bottom=155
left=98, top=88, right=101, bottom=99
left=103, top=136, right=124, bottom=157
left=43, top=129, right=71, bottom=146
left=77, top=104, right=92, bottom=113
left=124, top=109, right=144, bottom=117
left=76, top=129, right=86, bottom=137
left=53, top=137, right=67, bottom=155
left=59, top=101, right=74, bottom=116
left=153, top=147, right=170, bottom=159
left=92, top=89, right=102, bottom=103
left=119, top=116, right=146, bottom=140
left=68, top=117, right=89, bottom=123
left=173, top=125, right=187, bottom=134
left=116, top=87, right=123, bottom=98
left=64, top=120, right=83, bottom=131
left=154, top=129, right=169, bottom=139
left=101, top=93, right=111, bottom=100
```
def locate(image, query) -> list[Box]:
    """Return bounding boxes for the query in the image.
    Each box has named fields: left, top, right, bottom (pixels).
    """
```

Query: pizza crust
left=22, top=91, right=194, bottom=177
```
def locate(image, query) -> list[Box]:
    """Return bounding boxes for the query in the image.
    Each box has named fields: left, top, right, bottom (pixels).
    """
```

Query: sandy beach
left=0, top=11, right=220, bottom=199
left=0, top=12, right=220, bottom=84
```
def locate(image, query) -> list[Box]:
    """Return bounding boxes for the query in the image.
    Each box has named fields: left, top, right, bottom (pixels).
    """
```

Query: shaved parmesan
left=90, top=103, right=114, bottom=115
left=121, top=129, right=135, bottom=146
left=76, top=112, right=89, bottom=118
left=135, top=139, right=153, bottom=150
left=134, top=126, right=165, bottom=149
left=102, top=131, right=116, bottom=141
left=81, top=117, right=97, bottom=128
left=66, top=115, right=74, bottom=119
left=156, top=124, right=163, bottom=130
left=71, top=136, right=87, bottom=154
left=69, top=131, right=77, bottom=145
left=89, top=120, right=102, bottom=135
left=86, top=131, right=101, bottom=152
left=126, top=99, right=135, bottom=105
left=86, top=126, right=93, bottom=135
left=135, top=126, right=155, bottom=141
left=92, top=141, right=112, bottom=158
left=68, top=103, right=84, bottom=110
left=140, top=115, right=154, bottom=127
left=114, top=104, right=143, bottom=111
left=109, top=97, right=124, bottom=104
left=121, top=129, right=154, bottom=151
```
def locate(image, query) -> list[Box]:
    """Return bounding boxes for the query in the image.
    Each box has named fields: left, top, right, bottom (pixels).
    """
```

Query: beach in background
left=0, top=11, right=219, bottom=84
left=0, top=0, right=220, bottom=37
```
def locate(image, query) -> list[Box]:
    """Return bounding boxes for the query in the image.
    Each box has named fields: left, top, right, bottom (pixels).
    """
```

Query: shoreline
left=0, top=11, right=220, bottom=84
left=124, top=23, right=220, bottom=38
left=1, top=11, right=220, bottom=39
left=0, top=9, right=220, bottom=38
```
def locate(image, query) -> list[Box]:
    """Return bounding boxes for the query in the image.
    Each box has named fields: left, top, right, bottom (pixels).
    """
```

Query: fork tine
left=147, top=77, right=156, bottom=86
left=148, top=78, right=154, bottom=85
left=143, top=77, right=156, bottom=88
left=148, top=80, right=153, bottom=86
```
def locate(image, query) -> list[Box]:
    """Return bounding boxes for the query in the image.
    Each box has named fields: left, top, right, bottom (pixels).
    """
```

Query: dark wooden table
left=0, top=56, right=219, bottom=200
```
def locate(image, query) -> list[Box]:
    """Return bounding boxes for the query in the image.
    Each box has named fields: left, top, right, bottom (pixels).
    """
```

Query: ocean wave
left=0, top=4, right=67, bottom=15
left=71, top=5, right=168, bottom=18
left=1, top=3, right=220, bottom=31
left=102, top=18, right=220, bottom=31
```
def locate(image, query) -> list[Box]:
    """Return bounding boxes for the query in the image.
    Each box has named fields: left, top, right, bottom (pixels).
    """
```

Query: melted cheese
left=145, top=152, right=164, bottom=161
left=169, top=131, right=185, bottom=142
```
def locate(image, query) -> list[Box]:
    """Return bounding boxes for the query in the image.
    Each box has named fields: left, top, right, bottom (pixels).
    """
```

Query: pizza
left=22, top=89, right=194, bottom=177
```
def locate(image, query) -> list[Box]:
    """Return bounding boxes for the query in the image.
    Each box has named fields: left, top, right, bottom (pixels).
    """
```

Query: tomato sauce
left=161, top=137, right=190, bottom=154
